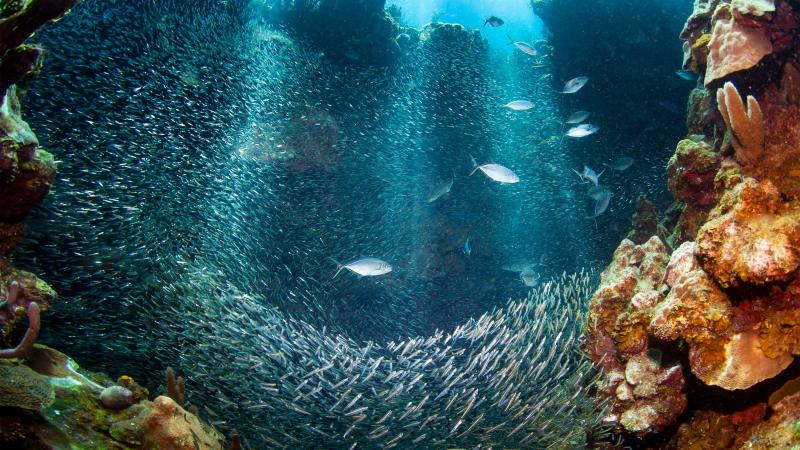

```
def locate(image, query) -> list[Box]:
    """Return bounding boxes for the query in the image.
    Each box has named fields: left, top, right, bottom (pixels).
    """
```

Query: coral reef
left=267, top=0, right=408, bottom=66
left=717, top=81, right=764, bottom=166
left=584, top=237, right=687, bottom=436
left=696, top=178, right=800, bottom=288
left=0, top=346, right=222, bottom=449
left=625, top=195, right=670, bottom=246
left=705, top=5, right=773, bottom=85
left=582, top=0, right=800, bottom=443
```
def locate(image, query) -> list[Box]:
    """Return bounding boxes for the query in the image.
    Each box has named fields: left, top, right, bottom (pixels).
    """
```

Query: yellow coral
left=692, top=33, right=711, bottom=49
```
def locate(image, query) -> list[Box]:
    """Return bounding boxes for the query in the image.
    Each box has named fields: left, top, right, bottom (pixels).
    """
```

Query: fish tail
left=468, top=154, right=479, bottom=176
left=329, top=257, right=344, bottom=279
left=597, top=168, right=606, bottom=178
left=483, top=19, right=488, bottom=27
left=506, top=34, right=514, bottom=45
left=571, top=168, right=583, bottom=180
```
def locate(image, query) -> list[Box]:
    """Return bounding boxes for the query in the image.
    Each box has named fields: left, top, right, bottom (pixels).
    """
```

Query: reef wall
left=576, top=0, right=800, bottom=446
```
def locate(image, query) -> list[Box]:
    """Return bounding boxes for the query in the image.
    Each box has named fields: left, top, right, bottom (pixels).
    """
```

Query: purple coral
left=0, top=281, right=40, bottom=359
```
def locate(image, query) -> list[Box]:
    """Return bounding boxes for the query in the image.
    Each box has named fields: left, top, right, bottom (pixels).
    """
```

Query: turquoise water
left=388, top=0, right=545, bottom=49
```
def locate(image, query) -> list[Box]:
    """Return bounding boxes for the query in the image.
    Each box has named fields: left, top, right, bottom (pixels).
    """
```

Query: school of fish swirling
left=16, top=0, right=614, bottom=447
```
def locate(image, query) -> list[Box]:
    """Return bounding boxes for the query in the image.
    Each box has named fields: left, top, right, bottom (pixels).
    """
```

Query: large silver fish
left=573, top=165, right=604, bottom=185
left=520, top=267, right=540, bottom=287
left=605, top=156, right=634, bottom=171
left=503, top=99, right=534, bottom=111
left=507, top=35, right=537, bottom=56
left=469, top=155, right=519, bottom=184
left=561, top=76, right=589, bottom=94
left=565, top=123, right=599, bottom=138
left=565, top=110, right=590, bottom=124
left=427, top=175, right=453, bottom=203
left=592, top=190, right=612, bottom=217
left=588, top=184, right=607, bottom=200
left=332, top=257, right=392, bottom=278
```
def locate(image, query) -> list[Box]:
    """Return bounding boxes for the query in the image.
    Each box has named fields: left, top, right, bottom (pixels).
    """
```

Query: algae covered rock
left=0, top=363, right=54, bottom=410
left=697, top=178, right=800, bottom=288
left=132, top=395, right=222, bottom=450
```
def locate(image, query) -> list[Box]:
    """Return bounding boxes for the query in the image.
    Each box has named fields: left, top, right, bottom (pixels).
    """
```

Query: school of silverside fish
left=158, top=268, right=607, bottom=448
left=13, top=0, right=619, bottom=447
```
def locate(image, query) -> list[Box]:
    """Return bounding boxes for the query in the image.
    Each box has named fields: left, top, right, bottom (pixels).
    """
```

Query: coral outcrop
left=0, top=346, right=223, bottom=449
left=705, top=5, right=773, bottom=85
left=584, top=237, right=687, bottom=436
left=581, top=0, right=800, bottom=443
left=266, top=0, right=408, bottom=66
left=696, top=178, right=800, bottom=287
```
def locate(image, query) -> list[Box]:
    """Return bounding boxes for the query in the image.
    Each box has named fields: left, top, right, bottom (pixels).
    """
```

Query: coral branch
left=717, top=81, right=764, bottom=165
left=0, top=301, right=40, bottom=359
left=0, top=280, right=19, bottom=309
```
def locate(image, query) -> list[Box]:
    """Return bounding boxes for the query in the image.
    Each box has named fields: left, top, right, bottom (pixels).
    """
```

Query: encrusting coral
left=717, top=81, right=764, bottom=166
left=581, top=0, right=800, bottom=442
left=705, top=4, right=773, bottom=85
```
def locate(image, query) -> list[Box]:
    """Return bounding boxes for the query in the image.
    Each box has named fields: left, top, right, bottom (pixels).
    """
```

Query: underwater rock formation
left=583, top=0, right=800, bottom=442
left=266, top=0, right=408, bottom=66
left=584, top=237, right=687, bottom=436
left=0, top=345, right=223, bottom=449
left=0, top=0, right=73, bottom=355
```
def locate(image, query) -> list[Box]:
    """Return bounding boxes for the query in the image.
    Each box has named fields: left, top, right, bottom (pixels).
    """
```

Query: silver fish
left=427, top=175, right=453, bottom=203
left=605, top=156, right=634, bottom=171
left=332, top=258, right=392, bottom=278
left=587, top=184, right=607, bottom=200
left=565, top=123, right=599, bottom=138
left=503, top=99, right=534, bottom=111
left=674, top=69, right=697, bottom=81
left=520, top=267, right=539, bottom=287
left=592, top=190, right=612, bottom=217
left=484, top=16, right=504, bottom=27
left=507, top=35, right=537, bottom=56
left=561, top=76, right=589, bottom=94
left=565, top=110, right=590, bottom=124
left=469, top=155, right=519, bottom=184
left=572, top=165, right=604, bottom=185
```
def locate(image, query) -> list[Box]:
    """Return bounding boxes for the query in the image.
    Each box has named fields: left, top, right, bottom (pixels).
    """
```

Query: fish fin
left=329, top=257, right=345, bottom=279
left=506, top=34, right=514, bottom=45
left=483, top=19, right=489, bottom=28
left=597, top=168, right=606, bottom=179
left=571, top=168, right=583, bottom=179
left=469, top=154, right=479, bottom=176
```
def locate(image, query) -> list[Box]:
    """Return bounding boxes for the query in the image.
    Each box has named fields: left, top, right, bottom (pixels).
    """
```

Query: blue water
left=388, top=0, right=545, bottom=49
